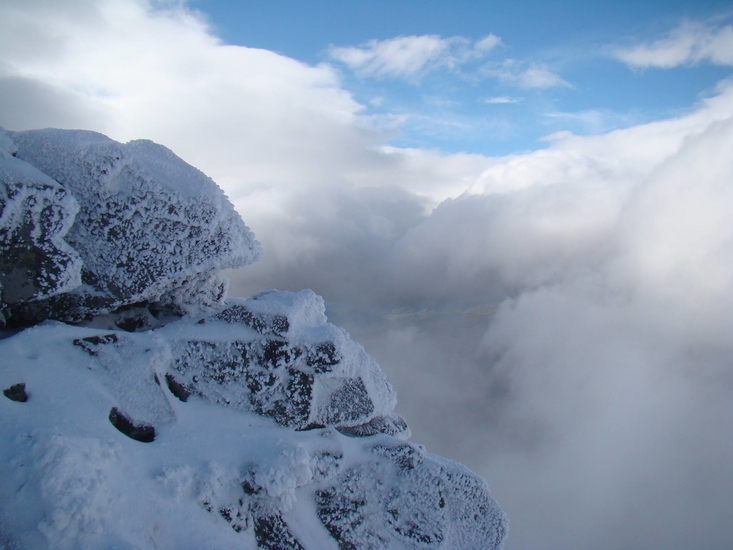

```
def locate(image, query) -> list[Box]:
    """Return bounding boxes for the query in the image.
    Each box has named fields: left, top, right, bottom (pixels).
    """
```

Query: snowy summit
left=0, top=128, right=507, bottom=549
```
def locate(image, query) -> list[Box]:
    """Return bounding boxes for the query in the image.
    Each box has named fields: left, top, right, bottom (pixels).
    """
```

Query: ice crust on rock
left=0, top=128, right=506, bottom=549
left=4, top=128, right=261, bottom=324
left=0, top=129, right=82, bottom=325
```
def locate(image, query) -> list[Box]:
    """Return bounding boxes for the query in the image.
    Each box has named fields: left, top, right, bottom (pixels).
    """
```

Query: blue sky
left=193, top=0, right=733, bottom=154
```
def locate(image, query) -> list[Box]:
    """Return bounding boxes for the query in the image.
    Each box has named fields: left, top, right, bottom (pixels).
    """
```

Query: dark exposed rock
left=0, top=182, right=79, bottom=304
left=321, top=377, right=374, bottom=425
left=171, top=337, right=316, bottom=427
left=170, top=333, right=381, bottom=430
left=202, top=303, right=290, bottom=337
left=242, top=467, right=263, bottom=497
left=166, top=290, right=396, bottom=431
left=164, top=373, right=191, bottom=402
left=3, top=383, right=27, bottom=402
left=252, top=512, right=306, bottom=550
left=108, top=407, right=155, bottom=443
left=114, top=311, right=148, bottom=332
left=305, top=341, right=341, bottom=372
left=316, top=471, right=389, bottom=550
left=72, top=333, right=119, bottom=356
left=218, top=503, right=248, bottom=533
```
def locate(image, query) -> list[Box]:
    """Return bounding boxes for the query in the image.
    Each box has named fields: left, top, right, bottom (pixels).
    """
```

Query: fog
left=227, top=86, right=733, bottom=549
left=2, top=1, right=733, bottom=547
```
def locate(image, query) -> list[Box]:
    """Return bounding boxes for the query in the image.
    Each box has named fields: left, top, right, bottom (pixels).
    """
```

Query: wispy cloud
left=543, top=108, right=642, bottom=134
left=614, top=20, right=733, bottom=68
left=482, top=59, right=572, bottom=89
left=328, top=34, right=501, bottom=80
left=484, top=96, right=524, bottom=104
left=328, top=33, right=572, bottom=93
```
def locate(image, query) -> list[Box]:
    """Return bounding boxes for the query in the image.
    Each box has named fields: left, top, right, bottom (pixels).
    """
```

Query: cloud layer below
left=229, top=82, right=733, bottom=550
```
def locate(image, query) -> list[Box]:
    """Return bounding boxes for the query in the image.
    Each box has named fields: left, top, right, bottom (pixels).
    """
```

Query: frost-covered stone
left=5, top=128, right=261, bottom=324
left=335, top=412, right=410, bottom=439
left=172, top=291, right=399, bottom=431
left=0, top=128, right=82, bottom=326
left=315, top=440, right=507, bottom=549
left=3, top=382, right=28, bottom=402
left=68, top=289, right=400, bottom=433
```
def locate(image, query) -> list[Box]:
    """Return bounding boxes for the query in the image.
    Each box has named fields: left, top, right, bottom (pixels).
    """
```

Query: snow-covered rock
left=0, top=129, right=506, bottom=549
left=67, top=289, right=402, bottom=435
left=2, top=128, right=261, bottom=326
left=1, top=304, right=506, bottom=549
left=0, top=129, right=82, bottom=326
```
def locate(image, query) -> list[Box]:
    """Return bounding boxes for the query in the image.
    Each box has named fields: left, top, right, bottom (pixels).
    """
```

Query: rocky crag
left=0, top=128, right=507, bottom=549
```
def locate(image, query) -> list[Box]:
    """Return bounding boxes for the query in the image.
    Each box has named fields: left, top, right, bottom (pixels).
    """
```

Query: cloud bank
left=228, top=81, right=733, bottom=550
left=2, top=2, right=733, bottom=549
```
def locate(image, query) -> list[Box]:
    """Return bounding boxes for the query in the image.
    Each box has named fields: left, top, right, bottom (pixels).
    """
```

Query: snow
left=0, top=300, right=505, bottom=548
left=1, top=293, right=506, bottom=549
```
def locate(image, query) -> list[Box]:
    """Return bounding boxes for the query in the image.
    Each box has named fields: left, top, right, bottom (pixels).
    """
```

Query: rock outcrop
left=0, top=128, right=506, bottom=549
left=1, top=127, right=261, bottom=326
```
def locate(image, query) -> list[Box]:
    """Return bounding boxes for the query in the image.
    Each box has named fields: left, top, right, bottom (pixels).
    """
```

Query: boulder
left=3, top=128, right=261, bottom=325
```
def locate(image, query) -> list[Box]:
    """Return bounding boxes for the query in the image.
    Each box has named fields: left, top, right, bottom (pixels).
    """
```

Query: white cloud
left=0, top=0, right=495, bottom=287
left=328, top=33, right=501, bottom=80
left=474, top=33, right=502, bottom=52
left=614, top=20, right=733, bottom=68
left=322, top=84, right=733, bottom=549
left=226, top=81, right=733, bottom=549
left=484, top=96, right=524, bottom=104
left=543, top=108, right=642, bottom=134
left=482, top=59, right=572, bottom=89
left=0, top=0, right=473, bottom=199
